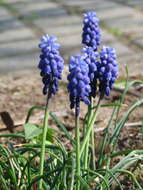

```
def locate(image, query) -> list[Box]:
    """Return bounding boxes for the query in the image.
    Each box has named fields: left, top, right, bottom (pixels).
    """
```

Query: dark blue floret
left=98, top=46, right=118, bottom=97
left=82, top=46, right=99, bottom=98
left=67, top=55, right=91, bottom=116
left=82, top=12, right=101, bottom=50
left=38, top=35, right=64, bottom=98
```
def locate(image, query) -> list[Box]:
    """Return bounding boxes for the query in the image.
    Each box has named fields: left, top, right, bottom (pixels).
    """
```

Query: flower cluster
left=98, top=46, right=118, bottom=97
left=38, top=35, right=64, bottom=98
left=38, top=12, right=119, bottom=116
left=67, top=12, right=118, bottom=115
left=82, top=12, right=101, bottom=50
left=67, top=55, right=91, bottom=116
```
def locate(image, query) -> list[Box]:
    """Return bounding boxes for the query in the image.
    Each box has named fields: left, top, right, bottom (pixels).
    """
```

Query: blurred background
left=0, top=0, right=143, bottom=75
left=0, top=0, right=143, bottom=130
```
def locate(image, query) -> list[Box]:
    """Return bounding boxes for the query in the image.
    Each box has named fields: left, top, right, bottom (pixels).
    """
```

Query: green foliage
left=0, top=77, right=143, bottom=189
left=24, top=122, right=55, bottom=143
left=24, top=123, right=42, bottom=140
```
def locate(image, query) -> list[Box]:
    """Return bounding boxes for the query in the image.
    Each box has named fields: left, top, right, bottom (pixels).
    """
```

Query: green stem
left=70, top=158, right=75, bottom=190
left=84, top=105, right=91, bottom=170
left=39, top=105, right=49, bottom=189
left=84, top=139, right=89, bottom=170
left=91, top=121, right=96, bottom=170
left=75, top=115, right=80, bottom=190
left=80, top=98, right=101, bottom=158
left=84, top=99, right=93, bottom=170
left=90, top=98, right=96, bottom=170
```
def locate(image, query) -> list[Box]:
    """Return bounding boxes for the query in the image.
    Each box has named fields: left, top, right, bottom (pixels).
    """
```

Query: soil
left=0, top=70, right=142, bottom=149
left=0, top=70, right=143, bottom=142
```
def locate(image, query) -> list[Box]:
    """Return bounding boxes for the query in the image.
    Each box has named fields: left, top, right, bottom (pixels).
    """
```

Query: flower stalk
left=90, top=98, right=96, bottom=170
left=83, top=99, right=93, bottom=170
left=39, top=102, right=49, bottom=189
left=38, top=34, right=64, bottom=188
left=75, top=114, right=80, bottom=190
left=79, top=97, right=101, bottom=158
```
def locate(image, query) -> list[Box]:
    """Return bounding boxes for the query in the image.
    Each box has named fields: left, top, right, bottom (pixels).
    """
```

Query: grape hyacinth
left=67, top=55, right=91, bottom=116
left=82, top=46, right=99, bottom=98
left=82, top=12, right=101, bottom=50
left=38, top=35, right=64, bottom=99
left=98, top=46, right=118, bottom=97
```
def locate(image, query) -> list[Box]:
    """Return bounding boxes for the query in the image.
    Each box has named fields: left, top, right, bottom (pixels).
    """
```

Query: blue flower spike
left=98, top=46, right=118, bottom=98
left=82, top=12, right=101, bottom=50
left=82, top=46, right=99, bottom=98
left=67, top=55, right=91, bottom=116
left=38, top=35, right=64, bottom=99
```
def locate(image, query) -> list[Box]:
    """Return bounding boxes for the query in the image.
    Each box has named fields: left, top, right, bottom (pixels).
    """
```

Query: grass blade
left=110, top=99, right=143, bottom=147
left=50, top=112, right=75, bottom=145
